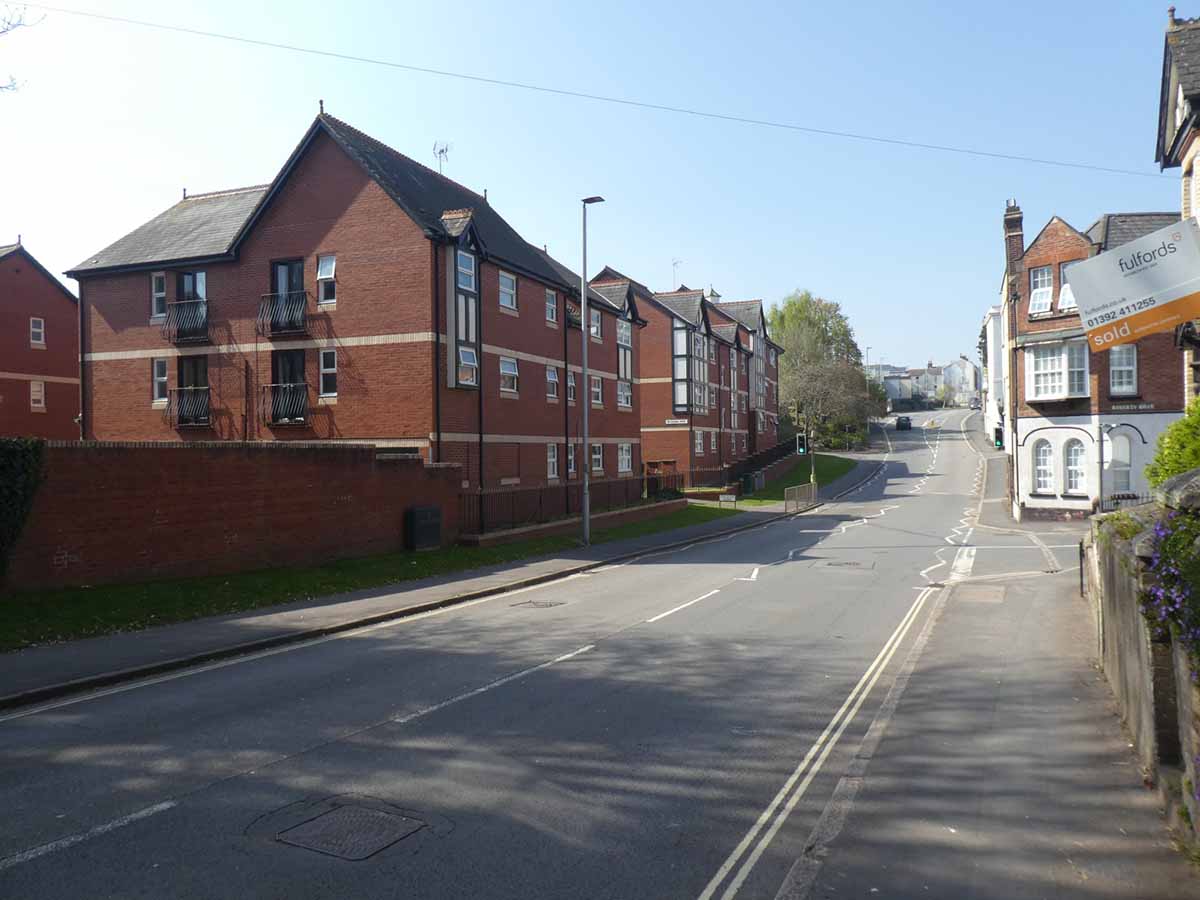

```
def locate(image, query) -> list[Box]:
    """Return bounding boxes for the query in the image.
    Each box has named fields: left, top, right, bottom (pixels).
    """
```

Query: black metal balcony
left=256, top=291, right=309, bottom=336
left=162, top=298, right=209, bottom=344
left=166, top=386, right=211, bottom=427
left=262, top=383, right=309, bottom=425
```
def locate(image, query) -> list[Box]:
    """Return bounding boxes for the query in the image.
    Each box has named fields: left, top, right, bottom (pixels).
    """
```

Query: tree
left=2, top=6, right=33, bottom=92
left=1146, top=397, right=1200, bottom=487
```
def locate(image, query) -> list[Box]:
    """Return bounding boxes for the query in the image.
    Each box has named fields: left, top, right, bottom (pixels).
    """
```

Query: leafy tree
left=1146, top=397, right=1200, bottom=487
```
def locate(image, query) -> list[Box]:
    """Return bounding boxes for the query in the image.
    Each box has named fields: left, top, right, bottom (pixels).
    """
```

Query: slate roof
left=588, top=281, right=631, bottom=315
left=714, top=299, right=763, bottom=330
left=527, top=246, right=621, bottom=313
left=711, top=322, right=741, bottom=345
left=1085, top=212, right=1180, bottom=251
left=70, top=186, right=269, bottom=274
left=592, top=265, right=656, bottom=301
left=1171, top=21, right=1200, bottom=99
left=653, top=290, right=706, bottom=327
left=71, top=114, right=573, bottom=290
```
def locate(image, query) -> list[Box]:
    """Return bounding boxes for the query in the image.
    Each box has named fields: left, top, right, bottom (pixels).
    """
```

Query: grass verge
left=0, top=504, right=739, bottom=653
left=735, top=454, right=857, bottom=507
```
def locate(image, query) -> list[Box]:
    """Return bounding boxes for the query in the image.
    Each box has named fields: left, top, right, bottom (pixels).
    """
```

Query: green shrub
left=1147, top=397, right=1200, bottom=487
left=0, top=438, right=45, bottom=577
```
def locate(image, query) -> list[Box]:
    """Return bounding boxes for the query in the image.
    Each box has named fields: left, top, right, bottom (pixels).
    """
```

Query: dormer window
left=1058, top=260, right=1080, bottom=311
left=1028, top=266, right=1053, bottom=314
left=1177, top=84, right=1190, bottom=131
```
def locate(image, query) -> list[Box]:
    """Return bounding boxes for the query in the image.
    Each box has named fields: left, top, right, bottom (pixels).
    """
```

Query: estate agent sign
left=1066, top=216, right=1200, bottom=348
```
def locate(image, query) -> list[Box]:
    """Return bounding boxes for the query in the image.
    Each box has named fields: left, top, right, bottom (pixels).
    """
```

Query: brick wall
left=4, top=442, right=461, bottom=591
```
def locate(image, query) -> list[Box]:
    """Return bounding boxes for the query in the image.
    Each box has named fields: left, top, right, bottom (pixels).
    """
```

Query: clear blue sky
left=0, top=1, right=1182, bottom=368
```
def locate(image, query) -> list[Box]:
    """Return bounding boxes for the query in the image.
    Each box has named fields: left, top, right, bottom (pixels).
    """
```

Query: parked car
left=895, top=416, right=912, bottom=431
left=969, top=398, right=981, bottom=410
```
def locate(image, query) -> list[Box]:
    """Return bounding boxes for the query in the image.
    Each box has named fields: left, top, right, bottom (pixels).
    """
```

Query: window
left=617, top=380, right=632, bottom=408
left=546, top=289, right=557, bottom=323
left=617, top=319, right=632, bottom=347
left=151, top=272, right=167, bottom=316
left=456, top=250, right=476, bottom=291
left=152, top=357, right=168, bottom=402
left=591, top=443, right=604, bottom=473
left=1028, top=266, right=1053, bottom=314
left=1109, top=344, right=1137, bottom=396
left=617, top=317, right=632, bottom=404
left=499, top=357, right=519, bottom=393
left=546, top=366, right=559, bottom=399
left=547, top=443, right=559, bottom=479
left=178, top=271, right=206, bottom=301
left=1033, top=440, right=1053, bottom=493
left=741, top=394, right=747, bottom=412
left=317, top=254, right=337, bottom=303
left=1064, top=439, right=1086, bottom=495
left=567, top=444, right=576, bottom=475
left=709, top=338, right=716, bottom=361
left=618, top=443, right=632, bottom=473
left=672, top=321, right=690, bottom=412
left=567, top=372, right=576, bottom=402
left=770, top=349, right=777, bottom=366
left=320, top=349, right=338, bottom=396
left=29, top=317, right=44, bottom=346
left=590, top=308, right=601, bottom=338
left=590, top=375, right=603, bottom=405
left=1058, top=260, right=1080, bottom=310
left=499, top=271, right=517, bottom=310
left=710, top=431, right=717, bottom=450
left=758, top=416, right=765, bottom=433
left=29, top=380, right=44, bottom=410
left=457, top=347, right=479, bottom=386
left=1109, top=434, right=1132, bottom=493
left=1027, top=342, right=1089, bottom=401
left=695, top=430, right=704, bottom=455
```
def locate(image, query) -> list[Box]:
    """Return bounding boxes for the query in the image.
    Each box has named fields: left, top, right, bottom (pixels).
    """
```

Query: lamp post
left=581, top=196, right=605, bottom=545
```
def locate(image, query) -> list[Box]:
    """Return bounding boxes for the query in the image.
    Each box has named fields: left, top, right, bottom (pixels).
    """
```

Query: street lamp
left=581, top=196, right=605, bottom=545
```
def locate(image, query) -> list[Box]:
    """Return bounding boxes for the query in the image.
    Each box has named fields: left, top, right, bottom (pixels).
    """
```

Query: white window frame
left=29, top=379, right=45, bottom=410
left=546, top=365, right=559, bottom=399
left=617, top=319, right=632, bottom=347
left=590, top=374, right=603, bottom=405
left=29, top=316, right=44, bottom=347
left=1064, top=439, right=1086, bottom=495
left=618, top=443, right=632, bottom=473
left=1109, top=344, right=1137, bottom=396
left=567, top=371, right=576, bottom=402
left=567, top=443, right=576, bottom=476
left=319, top=348, right=338, bottom=397
left=151, top=271, right=167, bottom=317
left=317, top=254, right=337, bottom=304
left=710, top=431, right=716, bottom=450
left=456, top=250, right=476, bottom=292
left=547, top=443, right=559, bottom=479
left=499, top=271, right=518, bottom=310
left=545, top=289, right=557, bottom=323
left=1109, top=434, right=1132, bottom=493
left=1028, top=266, right=1053, bottom=314
left=1058, top=260, right=1079, bottom=311
left=590, top=308, right=602, bottom=339
left=695, top=430, right=704, bottom=455
left=457, top=346, right=479, bottom=387
left=591, top=443, right=604, bottom=473
left=1026, top=341, right=1089, bottom=401
left=1033, top=439, right=1054, bottom=494
left=152, top=357, right=169, bottom=403
left=499, top=356, right=519, bottom=393
left=617, top=380, right=632, bottom=408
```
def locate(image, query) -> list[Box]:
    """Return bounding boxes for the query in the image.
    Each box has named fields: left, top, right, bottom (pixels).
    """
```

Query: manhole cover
left=814, top=560, right=875, bottom=569
left=277, top=806, right=423, bottom=860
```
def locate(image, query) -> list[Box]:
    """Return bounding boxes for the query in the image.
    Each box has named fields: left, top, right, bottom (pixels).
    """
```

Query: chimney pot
left=1170, top=6, right=1177, bottom=27
left=319, top=99, right=324, bottom=114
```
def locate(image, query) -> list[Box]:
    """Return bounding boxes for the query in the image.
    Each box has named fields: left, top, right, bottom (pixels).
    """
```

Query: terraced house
left=68, top=112, right=643, bottom=489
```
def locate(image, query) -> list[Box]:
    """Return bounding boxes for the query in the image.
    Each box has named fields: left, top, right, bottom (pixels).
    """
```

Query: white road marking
left=736, top=568, right=760, bottom=582
left=647, top=590, right=720, bottom=623
left=948, top=546, right=976, bottom=582
left=698, top=586, right=935, bottom=900
left=0, top=800, right=176, bottom=872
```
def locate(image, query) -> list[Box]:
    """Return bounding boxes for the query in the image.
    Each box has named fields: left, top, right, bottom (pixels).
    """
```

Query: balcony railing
left=162, top=298, right=209, bottom=344
left=166, top=386, right=211, bottom=427
left=262, top=383, right=309, bottom=425
left=256, top=290, right=309, bottom=336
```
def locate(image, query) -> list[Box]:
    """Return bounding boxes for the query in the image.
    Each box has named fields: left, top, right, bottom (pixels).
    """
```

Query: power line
left=25, top=2, right=1171, bottom=180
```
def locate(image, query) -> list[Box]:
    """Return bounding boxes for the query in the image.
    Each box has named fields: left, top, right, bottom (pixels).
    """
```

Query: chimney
left=1170, top=6, right=1178, bottom=28
left=1003, top=199, right=1024, bottom=280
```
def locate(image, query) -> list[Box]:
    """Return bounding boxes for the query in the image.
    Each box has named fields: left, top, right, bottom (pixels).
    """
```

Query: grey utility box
left=404, top=506, right=442, bottom=551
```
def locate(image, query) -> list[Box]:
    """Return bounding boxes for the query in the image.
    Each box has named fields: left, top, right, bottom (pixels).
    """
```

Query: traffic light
left=796, top=433, right=808, bottom=455
left=993, top=427, right=1004, bottom=450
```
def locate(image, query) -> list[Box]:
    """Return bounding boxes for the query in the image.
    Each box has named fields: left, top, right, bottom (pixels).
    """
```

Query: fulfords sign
left=1066, top=217, right=1200, bottom=348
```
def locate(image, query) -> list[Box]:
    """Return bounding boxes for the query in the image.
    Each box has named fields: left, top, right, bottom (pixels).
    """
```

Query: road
left=0, top=410, right=1190, bottom=899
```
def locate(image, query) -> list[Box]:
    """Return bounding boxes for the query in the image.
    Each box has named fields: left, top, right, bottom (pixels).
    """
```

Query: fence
left=1099, top=493, right=1154, bottom=512
left=459, top=473, right=685, bottom=534
left=784, top=482, right=818, bottom=513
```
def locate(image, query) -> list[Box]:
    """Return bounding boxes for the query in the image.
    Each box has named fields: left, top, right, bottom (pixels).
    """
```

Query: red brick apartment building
left=1000, top=203, right=1183, bottom=519
left=67, top=113, right=643, bottom=488
left=589, top=269, right=781, bottom=480
left=0, top=242, right=79, bottom=438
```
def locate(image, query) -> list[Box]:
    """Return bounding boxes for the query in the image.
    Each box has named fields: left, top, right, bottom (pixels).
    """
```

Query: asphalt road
left=0, top=411, right=1189, bottom=899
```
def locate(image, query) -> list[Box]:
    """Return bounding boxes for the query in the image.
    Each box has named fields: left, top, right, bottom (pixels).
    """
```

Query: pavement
left=0, top=410, right=1193, bottom=899
left=0, top=452, right=876, bottom=709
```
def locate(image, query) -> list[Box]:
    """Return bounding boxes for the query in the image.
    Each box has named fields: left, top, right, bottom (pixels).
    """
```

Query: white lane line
left=646, top=590, right=720, bottom=623
left=393, top=643, right=594, bottom=725
left=0, top=800, right=176, bottom=872
left=737, top=568, right=760, bottom=582
left=697, top=586, right=934, bottom=900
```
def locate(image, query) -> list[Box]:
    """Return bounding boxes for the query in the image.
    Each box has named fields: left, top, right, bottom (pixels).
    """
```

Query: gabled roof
left=592, top=264, right=655, bottom=300
left=1158, top=15, right=1200, bottom=166
left=70, top=114, right=571, bottom=290
left=711, top=322, right=743, bottom=348
left=1, top=242, right=79, bottom=305
left=69, top=185, right=269, bottom=275
left=1023, top=215, right=1091, bottom=256
left=654, top=289, right=706, bottom=329
left=527, top=245, right=622, bottom=315
left=1085, top=212, right=1180, bottom=251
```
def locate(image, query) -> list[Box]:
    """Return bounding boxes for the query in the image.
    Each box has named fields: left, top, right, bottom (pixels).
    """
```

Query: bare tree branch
left=1, top=5, right=34, bottom=92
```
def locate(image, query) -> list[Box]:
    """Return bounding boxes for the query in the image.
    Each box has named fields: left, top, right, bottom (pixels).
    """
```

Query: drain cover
left=814, top=559, right=875, bottom=569
left=278, top=806, right=423, bottom=860
left=511, top=599, right=566, bottom=608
